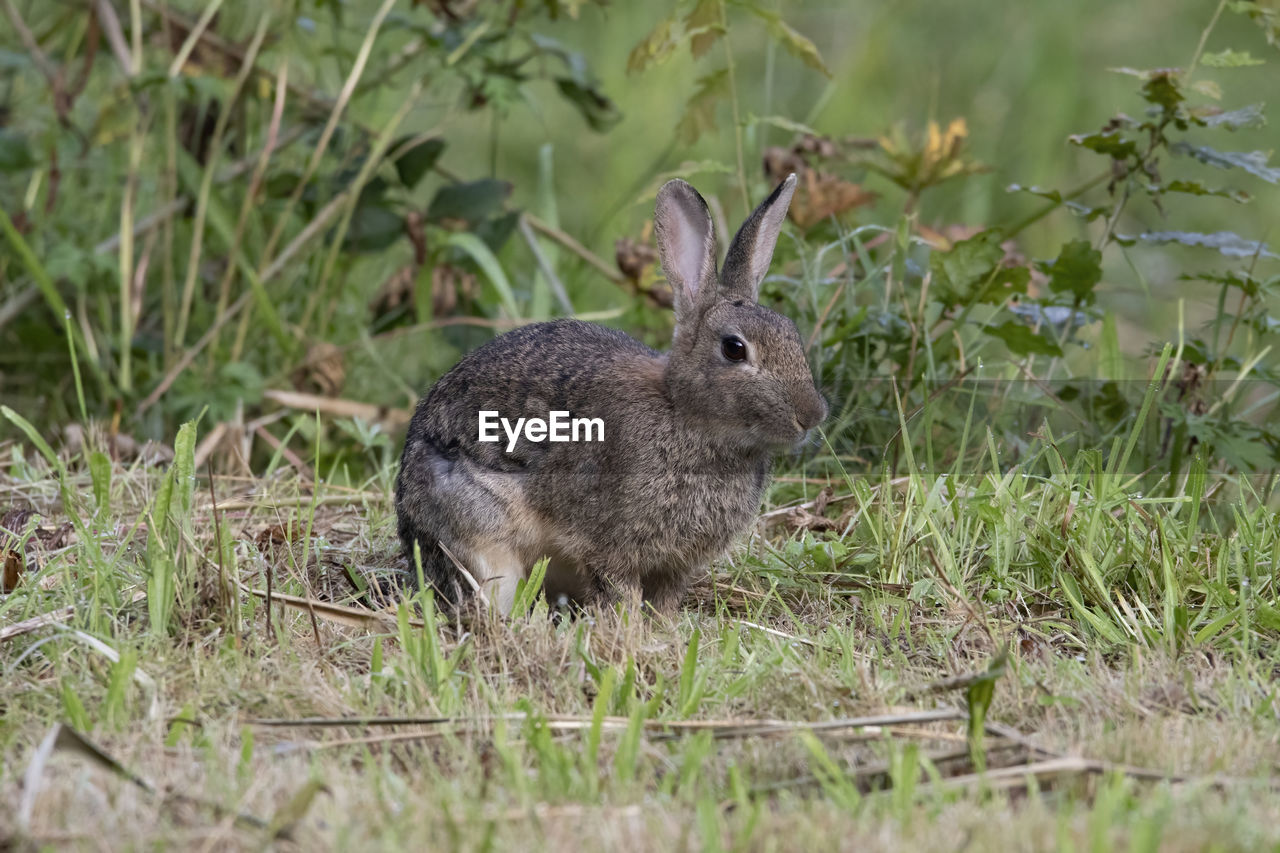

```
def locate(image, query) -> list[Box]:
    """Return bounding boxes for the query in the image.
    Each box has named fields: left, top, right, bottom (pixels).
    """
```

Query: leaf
left=788, top=170, right=877, bottom=228
left=1172, top=142, right=1280, bottom=183
left=267, top=778, right=329, bottom=839
left=0, top=129, right=35, bottom=173
left=684, top=0, right=723, bottom=59
left=749, top=113, right=822, bottom=137
left=1140, top=71, right=1184, bottom=114
left=1191, top=79, right=1223, bottom=100
left=343, top=205, right=404, bottom=252
left=1154, top=179, right=1250, bottom=203
left=626, top=15, right=680, bottom=74
left=554, top=78, right=623, bottom=132
left=928, top=231, right=1027, bottom=305
left=426, top=179, right=512, bottom=225
left=1068, top=129, right=1138, bottom=160
left=964, top=649, right=1008, bottom=773
left=443, top=231, right=521, bottom=319
left=1180, top=270, right=1262, bottom=297
left=89, top=451, right=112, bottom=515
left=1005, top=183, right=1110, bottom=220
left=984, top=321, right=1064, bottom=357
left=676, top=68, right=730, bottom=145
left=742, top=5, right=831, bottom=77
left=1042, top=239, right=1103, bottom=304
left=392, top=137, right=445, bottom=189
left=1200, top=48, right=1265, bottom=67
left=1116, top=230, right=1278, bottom=260
left=1196, top=103, right=1266, bottom=130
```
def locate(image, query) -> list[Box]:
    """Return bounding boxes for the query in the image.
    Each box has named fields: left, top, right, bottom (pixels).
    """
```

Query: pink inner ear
left=670, top=216, right=710, bottom=301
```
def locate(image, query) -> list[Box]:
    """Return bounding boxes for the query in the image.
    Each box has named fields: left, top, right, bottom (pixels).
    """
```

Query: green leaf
left=0, top=129, right=35, bottom=173
left=1068, top=128, right=1138, bottom=160
left=1140, top=71, right=1184, bottom=114
left=741, top=4, right=831, bottom=77
left=173, top=421, right=197, bottom=517
left=676, top=69, right=730, bottom=145
left=343, top=205, right=404, bottom=252
left=1153, top=179, right=1250, bottom=203
left=89, top=451, right=112, bottom=515
left=1116, top=230, right=1277, bottom=260
left=1043, top=239, right=1103, bottom=304
left=554, top=78, right=623, bottom=132
left=1171, top=143, right=1280, bottom=183
left=984, top=321, right=1064, bottom=357
left=1, top=406, right=59, bottom=467
left=928, top=231, right=1026, bottom=305
left=1200, top=48, right=1265, bottom=67
left=392, top=137, right=445, bottom=189
left=965, top=650, right=1008, bottom=773
left=683, top=0, right=724, bottom=59
left=443, top=231, right=521, bottom=319
left=426, top=179, right=512, bottom=225
left=1005, top=183, right=1109, bottom=220
left=626, top=14, right=680, bottom=74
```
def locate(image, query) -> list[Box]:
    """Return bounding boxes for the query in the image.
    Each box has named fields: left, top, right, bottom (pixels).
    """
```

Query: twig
left=1, top=0, right=58, bottom=83
left=526, top=214, right=626, bottom=285
left=93, top=0, right=135, bottom=78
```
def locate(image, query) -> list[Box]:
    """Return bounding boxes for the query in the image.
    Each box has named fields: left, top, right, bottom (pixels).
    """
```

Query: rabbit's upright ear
left=655, top=179, right=718, bottom=322
left=721, top=173, right=797, bottom=302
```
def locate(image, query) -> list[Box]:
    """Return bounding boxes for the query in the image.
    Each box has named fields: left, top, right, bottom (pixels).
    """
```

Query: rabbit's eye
left=721, top=336, right=748, bottom=362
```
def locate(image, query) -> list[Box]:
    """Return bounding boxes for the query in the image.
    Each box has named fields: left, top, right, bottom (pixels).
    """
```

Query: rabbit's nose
left=795, top=392, right=828, bottom=431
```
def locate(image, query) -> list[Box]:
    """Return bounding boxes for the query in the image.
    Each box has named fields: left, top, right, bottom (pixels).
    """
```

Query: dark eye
left=721, top=336, right=748, bottom=362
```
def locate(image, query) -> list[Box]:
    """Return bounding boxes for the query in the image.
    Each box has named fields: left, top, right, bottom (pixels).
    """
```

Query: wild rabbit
left=395, top=174, right=826, bottom=614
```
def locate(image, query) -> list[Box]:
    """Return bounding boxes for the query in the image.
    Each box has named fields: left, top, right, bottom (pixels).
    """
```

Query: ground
left=1, top=452, right=1279, bottom=852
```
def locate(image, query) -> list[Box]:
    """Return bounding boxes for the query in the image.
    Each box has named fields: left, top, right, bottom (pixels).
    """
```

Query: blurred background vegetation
left=1, top=0, right=1277, bottom=491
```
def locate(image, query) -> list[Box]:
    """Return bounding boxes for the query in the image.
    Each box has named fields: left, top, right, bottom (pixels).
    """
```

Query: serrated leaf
left=984, top=321, right=1064, bottom=357
left=1172, top=142, right=1280, bottom=183
left=426, top=179, right=512, bottom=225
left=1155, top=179, right=1250, bottom=203
left=1181, top=270, right=1262, bottom=297
left=1141, top=71, right=1184, bottom=113
left=626, top=15, right=680, bottom=74
left=1196, top=103, right=1266, bottom=130
left=675, top=69, right=730, bottom=145
left=555, top=78, right=623, bottom=132
left=930, top=233, right=1003, bottom=300
left=1068, top=129, right=1138, bottom=160
left=392, top=137, right=445, bottom=189
left=1201, top=48, right=1265, bottom=67
left=1041, top=239, right=1103, bottom=304
left=684, top=0, right=723, bottom=59
left=1117, top=230, right=1278, bottom=259
left=740, top=4, right=831, bottom=77
left=1005, top=184, right=1110, bottom=220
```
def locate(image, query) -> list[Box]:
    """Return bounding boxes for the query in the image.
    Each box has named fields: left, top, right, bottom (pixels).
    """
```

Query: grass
left=2, top=398, right=1279, bottom=850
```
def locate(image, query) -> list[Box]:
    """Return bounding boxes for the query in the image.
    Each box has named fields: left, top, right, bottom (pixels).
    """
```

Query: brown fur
left=395, top=175, right=826, bottom=613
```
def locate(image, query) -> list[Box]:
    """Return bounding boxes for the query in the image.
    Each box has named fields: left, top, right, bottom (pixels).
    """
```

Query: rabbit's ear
left=655, top=179, right=718, bottom=321
left=721, top=173, right=797, bottom=302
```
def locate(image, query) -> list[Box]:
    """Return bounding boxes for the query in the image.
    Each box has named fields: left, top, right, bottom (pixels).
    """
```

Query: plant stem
left=719, top=0, right=751, bottom=213
left=1002, top=171, right=1109, bottom=239
left=1186, top=0, right=1229, bottom=84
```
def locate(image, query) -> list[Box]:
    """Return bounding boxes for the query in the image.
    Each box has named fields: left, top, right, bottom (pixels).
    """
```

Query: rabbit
left=394, top=173, right=827, bottom=615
